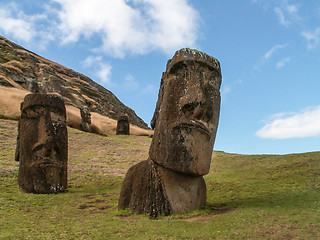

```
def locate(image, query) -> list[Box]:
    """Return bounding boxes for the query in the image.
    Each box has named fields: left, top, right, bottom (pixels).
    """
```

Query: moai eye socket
left=23, top=108, right=39, bottom=119
left=50, top=111, right=66, bottom=124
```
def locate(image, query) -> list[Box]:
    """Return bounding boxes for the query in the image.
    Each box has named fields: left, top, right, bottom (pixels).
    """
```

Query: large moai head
left=16, top=93, right=68, bottom=193
left=150, top=48, right=221, bottom=176
left=116, top=114, right=130, bottom=135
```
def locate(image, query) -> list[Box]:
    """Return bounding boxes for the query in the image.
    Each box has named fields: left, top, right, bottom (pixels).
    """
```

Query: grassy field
left=0, top=118, right=319, bottom=239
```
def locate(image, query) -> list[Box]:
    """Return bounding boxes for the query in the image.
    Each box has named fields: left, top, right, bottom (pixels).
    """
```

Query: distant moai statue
left=116, top=114, right=130, bottom=135
left=80, top=106, right=91, bottom=132
left=15, top=93, right=68, bottom=193
left=118, top=48, right=222, bottom=217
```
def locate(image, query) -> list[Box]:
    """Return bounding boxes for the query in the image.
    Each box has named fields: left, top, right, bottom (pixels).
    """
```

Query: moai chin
left=116, top=115, right=130, bottom=135
left=80, top=106, right=91, bottom=132
left=15, top=93, right=68, bottom=194
left=118, top=48, right=221, bottom=217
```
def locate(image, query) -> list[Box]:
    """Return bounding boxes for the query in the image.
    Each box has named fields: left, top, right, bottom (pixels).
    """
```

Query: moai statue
left=80, top=106, right=91, bottom=132
left=116, top=114, right=130, bottom=135
left=15, top=93, right=68, bottom=193
left=118, top=48, right=221, bottom=217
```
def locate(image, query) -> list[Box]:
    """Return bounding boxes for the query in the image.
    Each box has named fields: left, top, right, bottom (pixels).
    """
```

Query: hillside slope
left=0, top=35, right=151, bottom=135
left=1, top=118, right=319, bottom=239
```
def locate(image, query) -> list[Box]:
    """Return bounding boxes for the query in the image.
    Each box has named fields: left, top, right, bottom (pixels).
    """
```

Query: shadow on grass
left=208, top=188, right=317, bottom=211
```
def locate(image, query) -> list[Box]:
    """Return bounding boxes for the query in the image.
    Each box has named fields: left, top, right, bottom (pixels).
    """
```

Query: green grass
left=0, top=119, right=319, bottom=239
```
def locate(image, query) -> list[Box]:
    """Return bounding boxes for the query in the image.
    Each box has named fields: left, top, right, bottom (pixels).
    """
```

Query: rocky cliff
left=0, top=35, right=149, bottom=132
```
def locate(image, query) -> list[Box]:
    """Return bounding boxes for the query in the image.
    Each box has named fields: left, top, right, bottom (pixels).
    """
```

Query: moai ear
left=15, top=119, right=21, bottom=162
left=151, top=75, right=165, bottom=130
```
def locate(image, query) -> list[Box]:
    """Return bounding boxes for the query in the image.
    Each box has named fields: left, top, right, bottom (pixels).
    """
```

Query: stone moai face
left=116, top=115, right=130, bottom=135
left=80, top=106, right=91, bottom=124
left=16, top=94, right=68, bottom=193
left=150, top=49, right=221, bottom=176
left=80, top=106, right=91, bottom=132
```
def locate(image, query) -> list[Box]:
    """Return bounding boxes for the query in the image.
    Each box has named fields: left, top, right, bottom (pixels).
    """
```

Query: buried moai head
left=150, top=48, right=222, bottom=176
left=80, top=106, right=91, bottom=132
left=116, top=114, right=130, bottom=135
left=16, top=93, right=68, bottom=193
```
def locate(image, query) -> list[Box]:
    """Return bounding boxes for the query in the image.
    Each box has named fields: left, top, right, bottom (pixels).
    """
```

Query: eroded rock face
left=15, top=93, right=68, bottom=193
left=116, top=115, right=130, bottom=135
left=118, top=48, right=221, bottom=216
left=80, top=106, right=91, bottom=132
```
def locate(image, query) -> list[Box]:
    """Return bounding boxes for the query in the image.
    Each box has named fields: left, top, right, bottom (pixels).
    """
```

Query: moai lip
left=118, top=48, right=222, bottom=217
left=16, top=93, right=68, bottom=194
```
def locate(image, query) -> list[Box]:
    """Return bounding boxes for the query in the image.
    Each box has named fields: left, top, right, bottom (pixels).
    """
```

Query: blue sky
left=1, top=0, right=320, bottom=154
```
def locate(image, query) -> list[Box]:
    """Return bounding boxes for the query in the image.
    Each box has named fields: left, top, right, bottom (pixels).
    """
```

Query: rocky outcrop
left=0, top=35, right=149, bottom=130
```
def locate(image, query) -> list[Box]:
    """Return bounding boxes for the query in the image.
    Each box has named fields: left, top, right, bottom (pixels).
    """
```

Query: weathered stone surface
left=150, top=48, right=221, bottom=176
left=79, top=106, right=91, bottom=132
left=118, top=48, right=221, bottom=216
left=15, top=93, right=68, bottom=193
left=116, top=115, right=130, bottom=135
left=118, top=158, right=206, bottom=217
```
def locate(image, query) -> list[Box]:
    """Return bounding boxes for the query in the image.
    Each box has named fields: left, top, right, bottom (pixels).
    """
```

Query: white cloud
left=274, top=2, right=299, bottom=27
left=0, top=3, right=56, bottom=49
left=82, top=55, right=112, bottom=85
left=81, top=56, right=102, bottom=67
left=96, top=63, right=112, bottom=85
left=276, top=56, right=291, bottom=69
left=0, top=7, right=36, bottom=43
left=54, top=0, right=200, bottom=57
left=263, top=44, right=287, bottom=59
left=302, top=27, right=320, bottom=49
left=256, top=106, right=320, bottom=139
left=274, top=7, right=289, bottom=27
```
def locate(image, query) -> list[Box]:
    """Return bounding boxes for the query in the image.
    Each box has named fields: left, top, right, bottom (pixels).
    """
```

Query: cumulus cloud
left=256, top=106, right=320, bottom=139
left=276, top=56, right=291, bottom=69
left=0, top=4, right=40, bottom=44
left=53, top=0, right=200, bottom=57
left=0, top=3, right=55, bottom=49
left=302, top=27, right=320, bottom=49
left=1, top=0, right=199, bottom=57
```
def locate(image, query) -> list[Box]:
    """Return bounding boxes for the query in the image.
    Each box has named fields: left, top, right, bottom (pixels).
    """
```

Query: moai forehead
left=165, top=48, right=221, bottom=74
left=118, top=115, right=129, bottom=122
left=21, top=94, right=66, bottom=113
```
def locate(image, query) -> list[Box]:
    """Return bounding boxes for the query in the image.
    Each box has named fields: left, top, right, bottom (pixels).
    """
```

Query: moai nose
left=32, top=111, right=55, bottom=152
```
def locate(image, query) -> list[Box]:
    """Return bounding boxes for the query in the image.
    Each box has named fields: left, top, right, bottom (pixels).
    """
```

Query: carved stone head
left=16, top=94, right=68, bottom=193
left=150, top=49, right=221, bottom=176
left=80, top=106, right=91, bottom=124
left=116, top=114, right=130, bottom=135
